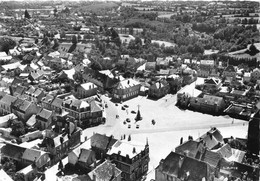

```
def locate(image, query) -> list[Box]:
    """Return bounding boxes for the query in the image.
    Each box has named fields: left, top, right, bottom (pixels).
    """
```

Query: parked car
left=126, top=118, right=130, bottom=123
left=128, top=124, right=131, bottom=128
left=123, top=121, right=126, bottom=124
left=121, top=106, right=125, bottom=110
left=115, top=103, right=118, bottom=106
left=131, top=110, right=136, bottom=114
left=136, top=125, right=140, bottom=129
left=124, top=105, right=129, bottom=108
left=105, top=104, right=108, bottom=108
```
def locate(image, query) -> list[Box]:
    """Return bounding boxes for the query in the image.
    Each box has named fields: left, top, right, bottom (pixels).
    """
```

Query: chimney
left=132, top=147, right=136, bottom=154
left=159, top=159, right=164, bottom=171
left=127, top=80, right=130, bottom=84
left=60, top=136, right=64, bottom=144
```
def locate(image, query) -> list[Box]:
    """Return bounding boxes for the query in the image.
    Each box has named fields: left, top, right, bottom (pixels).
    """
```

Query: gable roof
left=202, top=95, right=224, bottom=107
left=90, top=101, right=102, bottom=113
left=13, top=99, right=32, bottom=112
left=175, top=140, right=204, bottom=158
left=88, top=160, right=121, bottom=181
left=0, top=94, right=17, bottom=105
left=201, top=149, right=222, bottom=168
left=78, top=148, right=92, bottom=163
left=1, top=143, right=26, bottom=160
left=224, top=65, right=236, bottom=72
left=212, top=143, right=232, bottom=158
left=204, top=77, right=220, bottom=85
left=116, top=79, right=140, bottom=89
left=80, top=82, right=97, bottom=91
left=51, top=97, right=63, bottom=108
left=91, top=133, right=117, bottom=150
left=36, top=108, right=53, bottom=121
left=180, top=156, right=209, bottom=180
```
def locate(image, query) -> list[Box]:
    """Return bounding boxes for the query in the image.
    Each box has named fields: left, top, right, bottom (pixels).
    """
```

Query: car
left=105, top=104, right=108, bottom=108
left=128, top=124, right=131, bottom=128
left=126, top=118, right=130, bottom=123
left=115, top=103, right=118, bottom=106
left=131, top=110, right=136, bottom=114
left=123, top=121, right=126, bottom=124
left=124, top=105, right=129, bottom=108
left=136, top=125, right=140, bottom=129
left=121, top=106, right=125, bottom=110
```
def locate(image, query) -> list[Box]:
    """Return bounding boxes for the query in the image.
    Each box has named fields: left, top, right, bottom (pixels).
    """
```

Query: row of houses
left=155, top=127, right=259, bottom=181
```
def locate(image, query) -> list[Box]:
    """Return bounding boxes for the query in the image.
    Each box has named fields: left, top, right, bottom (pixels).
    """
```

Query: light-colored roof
left=0, top=113, right=17, bottom=125
left=63, top=68, right=75, bottom=80
left=99, top=70, right=114, bottom=79
left=108, top=140, right=145, bottom=158
left=2, top=62, right=21, bottom=70
left=200, top=60, right=214, bottom=65
left=80, top=82, right=97, bottom=90
left=0, top=169, right=14, bottom=181
left=26, top=114, right=37, bottom=127
left=116, top=79, right=140, bottom=89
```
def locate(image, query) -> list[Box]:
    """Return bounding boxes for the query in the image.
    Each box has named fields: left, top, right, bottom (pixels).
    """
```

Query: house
left=243, top=72, right=251, bottom=83
left=87, top=160, right=122, bottom=181
left=250, top=68, right=260, bottom=81
left=62, top=97, right=104, bottom=127
left=41, top=94, right=54, bottom=110
left=28, top=69, right=46, bottom=82
left=148, top=79, right=170, bottom=99
left=197, top=69, right=210, bottom=78
left=200, top=60, right=215, bottom=67
left=48, top=57, right=66, bottom=70
left=204, top=77, right=222, bottom=90
left=68, top=138, right=94, bottom=166
left=107, top=139, right=150, bottom=181
left=0, top=113, right=17, bottom=128
left=0, top=94, right=17, bottom=115
left=145, top=62, right=156, bottom=71
left=76, top=82, right=98, bottom=98
left=222, top=65, right=236, bottom=79
left=175, top=140, right=205, bottom=159
left=113, top=79, right=141, bottom=102
left=155, top=151, right=212, bottom=181
left=90, top=133, right=117, bottom=160
left=36, top=108, right=55, bottom=130
left=23, top=86, right=45, bottom=103
left=189, top=95, right=226, bottom=114
left=156, top=57, right=169, bottom=69
left=1, top=143, right=50, bottom=169
left=10, top=84, right=27, bottom=97
left=12, top=98, right=40, bottom=121
left=50, top=97, right=63, bottom=114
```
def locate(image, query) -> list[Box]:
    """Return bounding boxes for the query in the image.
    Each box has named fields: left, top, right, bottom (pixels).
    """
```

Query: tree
left=128, top=135, right=131, bottom=141
left=10, top=120, right=26, bottom=137
left=24, top=9, right=31, bottom=19
left=52, top=39, right=59, bottom=50
left=54, top=8, right=58, bottom=17
left=72, top=35, right=78, bottom=45
left=0, top=37, right=16, bottom=54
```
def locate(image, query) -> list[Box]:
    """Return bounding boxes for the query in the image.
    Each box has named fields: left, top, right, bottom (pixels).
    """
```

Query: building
left=23, top=86, right=45, bottom=103
left=76, top=82, right=98, bottom=98
left=0, top=94, right=17, bottom=115
left=113, top=79, right=141, bottom=102
left=87, top=160, right=122, bottom=181
left=204, top=77, right=222, bottom=90
left=189, top=95, right=226, bottom=114
left=12, top=98, right=40, bottom=121
left=107, top=139, right=149, bottom=181
left=62, top=97, right=104, bottom=127
left=247, top=110, right=260, bottom=155
left=222, top=65, right=236, bottom=79
left=155, top=151, right=212, bottom=181
left=148, top=80, right=170, bottom=99
left=36, top=108, right=55, bottom=130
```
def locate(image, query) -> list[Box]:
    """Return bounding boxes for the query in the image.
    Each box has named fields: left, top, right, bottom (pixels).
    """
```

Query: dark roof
left=180, top=156, right=209, bottom=181
left=78, top=149, right=92, bottom=163
left=14, top=85, right=27, bottom=95
left=1, top=143, right=26, bottom=160
left=158, top=151, right=210, bottom=180
left=51, top=97, right=63, bottom=108
left=91, top=133, right=117, bottom=150
left=198, top=128, right=223, bottom=144
left=158, top=151, right=184, bottom=176
left=36, top=108, right=53, bottom=121
left=175, top=140, right=204, bottom=158
left=13, top=98, right=32, bottom=112
left=201, top=149, right=222, bottom=168
left=224, top=65, right=236, bottom=72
